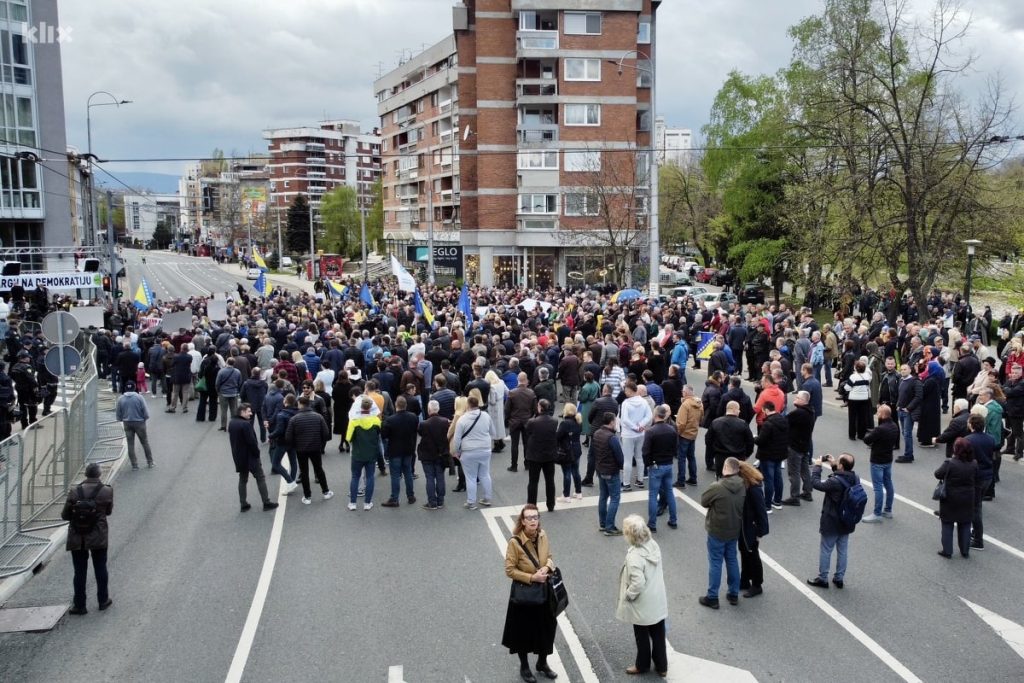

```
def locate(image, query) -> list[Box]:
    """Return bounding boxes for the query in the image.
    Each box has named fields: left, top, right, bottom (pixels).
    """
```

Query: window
left=636, top=59, right=653, bottom=88
left=564, top=58, right=600, bottom=81
left=564, top=192, right=599, bottom=216
left=564, top=12, right=601, bottom=35
left=519, top=193, right=558, bottom=214
left=638, top=21, right=651, bottom=44
left=637, top=109, right=652, bottom=132
left=564, top=151, right=601, bottom=172
left=564, top=103, right=600, bottom=126
left=517, top=151, right=558, bottom=170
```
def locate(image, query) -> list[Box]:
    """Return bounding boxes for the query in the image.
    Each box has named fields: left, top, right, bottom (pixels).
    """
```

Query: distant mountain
left=97, top=172, right=180, bottom=195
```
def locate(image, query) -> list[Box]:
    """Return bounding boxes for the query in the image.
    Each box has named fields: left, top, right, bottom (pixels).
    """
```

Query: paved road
left=2, top=259, right=1023, bottom=682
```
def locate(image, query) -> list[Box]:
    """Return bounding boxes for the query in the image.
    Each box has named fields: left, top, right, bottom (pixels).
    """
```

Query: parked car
left=698, top=291, right=739, bottom=310
left=670, top=285, right=708, bottom=300
left=738, top=283, right=766, bottom=305
left=695, top=267, right=718, bottom=284
left=710, top=268, right=736, bottom=287
left=246, top=267, right=263, bottom=280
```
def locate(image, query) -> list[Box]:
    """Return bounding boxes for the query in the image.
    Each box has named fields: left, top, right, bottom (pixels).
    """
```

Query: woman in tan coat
left=502, top=504, right=558, bottom=683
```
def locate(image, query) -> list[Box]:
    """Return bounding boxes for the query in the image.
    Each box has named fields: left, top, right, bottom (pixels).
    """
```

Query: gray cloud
left=57, top=0, right=1023, bottom=178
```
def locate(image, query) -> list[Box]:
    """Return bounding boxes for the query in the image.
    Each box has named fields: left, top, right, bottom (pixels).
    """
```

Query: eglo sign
left=0, top=272, right=104, bottom=291
left=406, top=246, right=464, bottom=279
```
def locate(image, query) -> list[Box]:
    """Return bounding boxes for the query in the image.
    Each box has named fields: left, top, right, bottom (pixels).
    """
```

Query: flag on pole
left=390, top=255, right=417, bottom=292
left=253, top=272, right=271, bottom=297
left=328, top=280, right=348, bottom=299
left=696, top=331, right=715, bottom=360
left=414, top=288, right=435, bottom=326
left=360, top=282, right=377, bottom=310
left=133, top=277, right=155, bottom=311
left=251, top=247, right=267, bottom=270
left=458, top=283, right=473, bottom=323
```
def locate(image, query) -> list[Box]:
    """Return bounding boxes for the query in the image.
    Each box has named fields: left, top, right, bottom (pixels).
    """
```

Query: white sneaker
left=323, top=490, right=335, bottom=500
left=347, top=502, right=357, bottom=511
left=861, top=514, right=882, bottom=523
left=560, top=496, right=573, bottom=504
left=363, top=502, right=374, bottom=511
left=283, top=481, right=298, bottom=495
left=301, top=497, right=311, bottom=505
left=572, top=493, right=583, bottom=500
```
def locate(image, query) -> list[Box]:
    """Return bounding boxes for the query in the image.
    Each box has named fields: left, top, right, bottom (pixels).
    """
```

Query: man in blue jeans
left=643, top=405, right=679, bottom=532
left=754, top=401, right=789, bottom=511
left=674, top=385, right=703, bottom=487
left=861, top=405, right=899, bottom=522
left=895, top=364, right=922, bottom=463
left=699, top=457, right=745, bottom=608
left=808, top=453, right=859, bottom=589
left=380, top=396, right=419, bottom=507
left=591, top=412, right=625, bottom=536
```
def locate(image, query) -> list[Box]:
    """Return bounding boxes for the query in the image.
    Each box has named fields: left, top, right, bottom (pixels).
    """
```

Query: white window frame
left=564, top=12, right=601, bottom=35
left=518, top=193, right=558, bottom=214
left=564, top=192, right=599, bottom=216
left=638, top=21, right=651, bottom=44
left=517, top=151, right=559, bottom=170
left=564, top=103, right=600, bottom=126
left=564, top=151, right=601, bottom=172
left=564, top=58, right=600, bottom=82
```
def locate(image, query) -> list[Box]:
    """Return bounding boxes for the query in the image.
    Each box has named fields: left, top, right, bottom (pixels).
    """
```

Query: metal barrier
left=0, top=333, right=101, bottom=578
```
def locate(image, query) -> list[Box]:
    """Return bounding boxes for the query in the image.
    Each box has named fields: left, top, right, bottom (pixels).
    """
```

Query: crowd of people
left=80, top=275, right=1023, bottom=677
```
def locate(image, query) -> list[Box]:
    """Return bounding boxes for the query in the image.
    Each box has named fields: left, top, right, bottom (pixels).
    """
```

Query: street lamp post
left=964, top=239, right=982, bottom=314
left=86, top=91, right=131, bottom=247
left=609, top=49, right=658, bottom=297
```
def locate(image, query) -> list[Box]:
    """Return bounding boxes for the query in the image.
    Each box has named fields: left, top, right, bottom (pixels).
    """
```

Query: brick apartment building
left=377, top=0, right=659, bottom=288
left=264, top=120, right=382, bottom=225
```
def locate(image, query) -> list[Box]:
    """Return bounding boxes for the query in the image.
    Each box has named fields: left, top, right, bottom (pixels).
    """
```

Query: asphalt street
left=1, top=256, right=1022, bottom=682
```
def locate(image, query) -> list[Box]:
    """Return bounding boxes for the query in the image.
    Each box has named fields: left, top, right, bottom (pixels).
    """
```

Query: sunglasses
left=523, top=515, right=539, bottom=521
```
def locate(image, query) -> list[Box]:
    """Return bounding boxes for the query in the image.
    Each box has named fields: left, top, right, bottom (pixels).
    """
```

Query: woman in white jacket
left=616, top=514, right=669, bottom=677
left=486, top=370, right=508, bottom=453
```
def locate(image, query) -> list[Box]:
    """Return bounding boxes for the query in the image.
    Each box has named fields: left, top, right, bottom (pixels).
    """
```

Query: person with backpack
left=807, top=453, right=865, bottom=590
left=60, top=462, right=114, bottom=615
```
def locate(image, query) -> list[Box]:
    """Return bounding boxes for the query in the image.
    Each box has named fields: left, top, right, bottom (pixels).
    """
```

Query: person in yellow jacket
left=346, top=397, right=382, bottom=511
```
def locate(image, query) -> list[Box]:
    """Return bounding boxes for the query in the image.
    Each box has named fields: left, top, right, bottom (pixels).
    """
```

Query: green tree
left=365, top=180, right=384, bottom=253
left=287, top=195, right=310, bottom=254
left=151, top=220, right=173, bottom=249
left=320, top=186, right=360, bottom=257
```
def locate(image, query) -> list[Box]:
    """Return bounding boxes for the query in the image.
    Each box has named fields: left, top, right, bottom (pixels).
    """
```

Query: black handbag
left=510, top=538, right=549, bottom=606
left=932, top=476, right=947, bottom=501
left=547, top=566, right=569, bottom=617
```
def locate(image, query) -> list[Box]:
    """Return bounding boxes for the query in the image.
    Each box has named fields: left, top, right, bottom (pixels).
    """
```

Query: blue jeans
left=823, top=361, right=833, bottom=385
left=759, top=460, right=784, bottom=506
left=422, top=460, right=446, bottom=507
left=870, top=463, right=893, bottom=515
left=562, top=456, right=581, bottom=496
left=706, top=534, right=740, bottom=600
left=388, top=454, right=415, bottom=501
left=676, top=438, right=697, bottom=484
left=647, top=464, right=677, bottom=528
left=598, top=473, right=622, bottom=530
left=818, top=533, right=849, bottom=582
left=350, top=459, right=376, bottom=504
left=898, top=411, right=915, bottom=459
left=270, top=443, right=297, bottom=483
left=813, top=363, right=824, bottom=385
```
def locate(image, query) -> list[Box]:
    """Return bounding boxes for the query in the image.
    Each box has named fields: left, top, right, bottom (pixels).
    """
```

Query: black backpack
left=0, top=374, right=13, bottom=405
left=71, top=483, right=103, bottom=533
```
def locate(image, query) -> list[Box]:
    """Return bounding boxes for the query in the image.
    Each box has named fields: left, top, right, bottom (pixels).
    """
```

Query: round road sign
left=44, top=345, right=82, bottom=377
left=41, top=311, right=80, bottom=345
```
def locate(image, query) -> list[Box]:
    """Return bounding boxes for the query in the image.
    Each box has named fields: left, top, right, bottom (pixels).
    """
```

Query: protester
left=115, top=381, right=155, bottom=470
left=934, top=438, right=978, bottom=558
left=616, top=514, right=669, bottom=677
left=227, top=403, right=279, bottom=513
left=737, top=460, right=769, bottom=598
left=699, top=456, right=745, bottom=609
left=807, top=453, right=859, bottom=589
left=61, top=463, right=114, bottom=615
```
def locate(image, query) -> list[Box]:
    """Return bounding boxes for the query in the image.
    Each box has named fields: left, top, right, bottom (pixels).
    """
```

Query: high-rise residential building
left=264, top=120, right=382, bottom=222
left=0, top=0, right=70, bottom=272
left=655, top=117, right=692, bottom=167
left=378, top=0, right=659, bottom=288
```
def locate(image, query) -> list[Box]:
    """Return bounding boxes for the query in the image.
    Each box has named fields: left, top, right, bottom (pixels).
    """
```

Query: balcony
left=309, top=185, right=326, bottom=194
left=306, top=157, right=326, bottom=165
left=516, top=79, right=558, bottom=99
left=516, top=124, right=559, bottom=146
left=306, top=170, right=326, bottom=178
left=305, top=142, right=325, bottom=152
left=517, top=30, right=558, bottom=51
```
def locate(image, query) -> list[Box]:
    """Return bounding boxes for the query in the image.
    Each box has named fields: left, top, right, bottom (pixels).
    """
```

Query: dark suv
left=710, top=268, right=736, bottom=287
left=738, top=283, right=766, bottom=305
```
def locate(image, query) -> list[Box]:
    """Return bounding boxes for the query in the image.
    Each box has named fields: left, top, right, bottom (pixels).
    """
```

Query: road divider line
left=859, top=480, right=1024, bottom=561
left=673, top=490, right=922, bottom=682
left=224, top=488, right=288, bottom=683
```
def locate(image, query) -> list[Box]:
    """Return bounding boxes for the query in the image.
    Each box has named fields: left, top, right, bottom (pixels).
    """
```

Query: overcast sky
left=58, top=0, right=1024, bottom=179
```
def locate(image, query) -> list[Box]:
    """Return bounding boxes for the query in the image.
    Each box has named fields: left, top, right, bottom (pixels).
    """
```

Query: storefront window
left=529, top=252, right=555, bottom=289
left=495, top=254, right=523, bottom=288
left=564, top=250, right=617, bottom=286
left=464, top=254, right=480, bottom=285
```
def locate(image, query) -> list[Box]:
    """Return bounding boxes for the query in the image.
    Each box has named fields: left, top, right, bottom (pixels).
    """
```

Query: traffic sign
left=41, top=311, right=79, bottom=345
left=44, top=345, right=82, bottom=377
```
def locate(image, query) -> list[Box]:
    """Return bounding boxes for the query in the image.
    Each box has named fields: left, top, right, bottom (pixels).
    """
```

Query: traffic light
left=102, top=275, right=111, bottom=291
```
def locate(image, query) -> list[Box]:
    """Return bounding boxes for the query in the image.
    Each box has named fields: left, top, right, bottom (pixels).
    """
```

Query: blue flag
left=253, top=272, right=271, bottom=297
left=328, top=281, right=348, bottom=299
left=458, top=283, right=473, bottom=322
left=360, top=282, right=376, bottom=310
left=696, top=331, right=715, bottom=360
left=132, top=277, right=155, bottom=311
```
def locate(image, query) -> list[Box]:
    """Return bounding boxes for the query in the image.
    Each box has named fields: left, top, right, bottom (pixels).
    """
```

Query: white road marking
left=224, top=487, right=289, bottom=683
left=673, top=490, right=922, bottom=682
left=664, top=638, right=756, bottom=682
left=859, top=480, right=1024, bottom=561
left=960, top=598, right=1024, bottom=660
left=387, top=664, right=406, bottom=682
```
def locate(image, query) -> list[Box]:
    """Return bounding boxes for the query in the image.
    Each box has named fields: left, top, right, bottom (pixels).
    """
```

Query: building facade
left=178, top=156, right=269, bottom=253
left=122, top=193, right=179, bottom=244
left=378, top=0, right=659, bottom=288
left=0, top=0, right=71, bottom=272
left=654, top=117, right=691, bottom=167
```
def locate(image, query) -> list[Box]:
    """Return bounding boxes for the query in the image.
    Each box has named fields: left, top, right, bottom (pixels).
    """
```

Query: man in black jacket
left=933, top=398, right=970, bottom=458
left=705, top=401, right=754, bottom=479
left=381, top=396, right=420, bottom=507
left=525, top=399, right=559, bottom=511
left=642, top=404, right=678, bottom=532
left=754, top=401, right=789, bottom=511
left=285, top=395, right=333, bottom=505
left=861, top=405, right=900, bottom=523
left=807, top=453, right=859, bottom=590
left=228, top=404, right=279, bottom=513
left=717, top=376, right=754, bottom=423
left=782, top=391, right=816, bottom=506
left=592, top=411, right=625, bottom=535
left=417, top=401, right=451, bottom=509
left=61, top=463, right=114, bottom=614
left=895, top=364, right=923, bottom=463
left=951, top=345, right=980, bottom=402
left=584, top=384, right=619, bottom=486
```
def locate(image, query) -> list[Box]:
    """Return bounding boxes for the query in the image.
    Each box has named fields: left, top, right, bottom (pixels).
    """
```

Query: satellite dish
left=463, top=124, right=473, bottom=141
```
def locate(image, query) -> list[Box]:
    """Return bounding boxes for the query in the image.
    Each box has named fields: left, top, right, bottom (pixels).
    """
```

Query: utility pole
left=360, top=209, right=368, bottom=283
left=107, top=190, right=118, bottom=304
left=426, top=168, right=435, bottom=285
left=276, top=207, right=283, bottom=272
